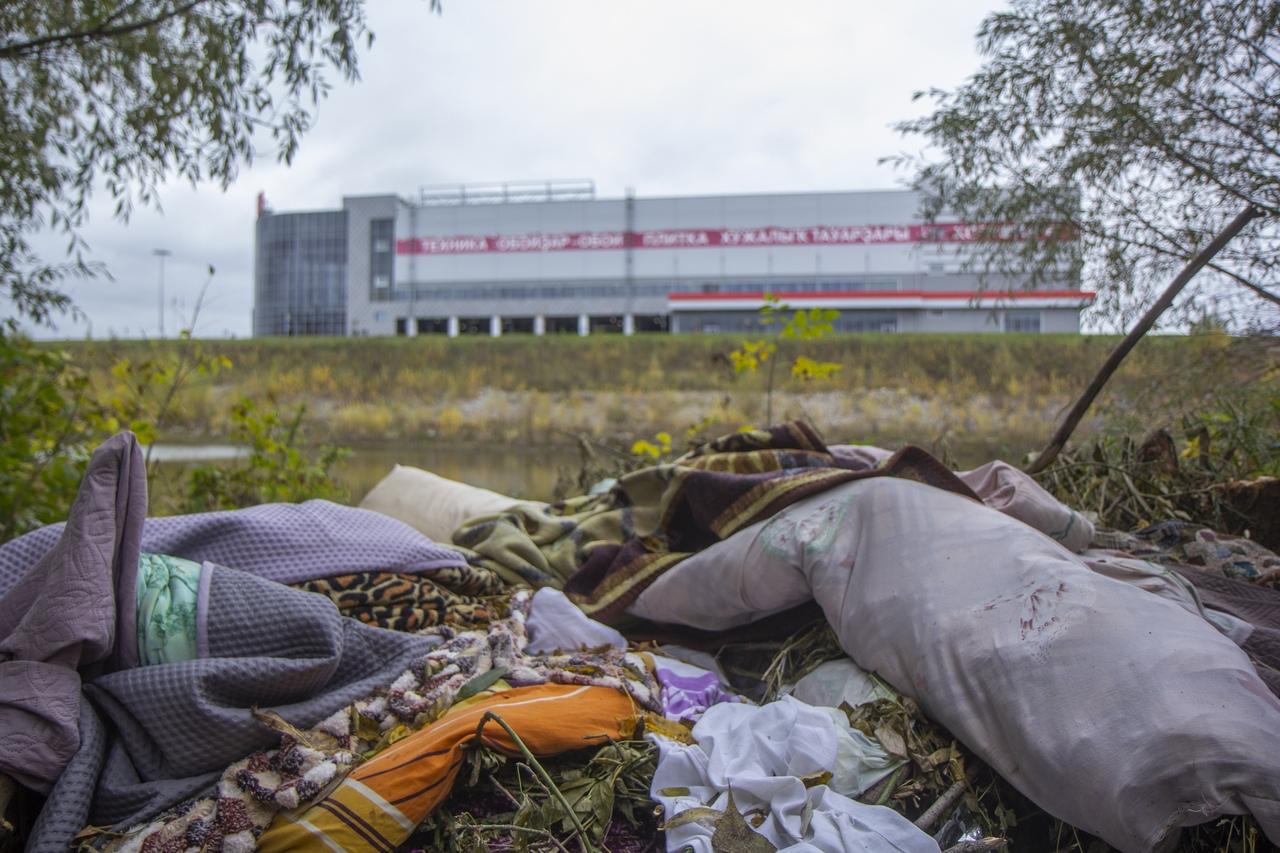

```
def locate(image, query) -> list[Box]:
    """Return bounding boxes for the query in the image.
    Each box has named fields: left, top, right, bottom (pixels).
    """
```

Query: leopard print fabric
left=295, top=564, right=509, bottom=632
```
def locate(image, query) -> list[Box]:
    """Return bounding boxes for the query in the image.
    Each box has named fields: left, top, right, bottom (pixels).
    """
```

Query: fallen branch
left=469, top=822, right=574, bottom=853
left=474, top=711, right=598, bottom=853
left=914, top=779, right=967, bottom=832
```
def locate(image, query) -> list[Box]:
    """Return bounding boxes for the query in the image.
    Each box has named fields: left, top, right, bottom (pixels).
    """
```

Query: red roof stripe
left=667, top=290, right=1095, bottom=301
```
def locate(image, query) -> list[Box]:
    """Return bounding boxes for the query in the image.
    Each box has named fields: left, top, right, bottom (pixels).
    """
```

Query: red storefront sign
left=395, top=223, right=1012, bottom=256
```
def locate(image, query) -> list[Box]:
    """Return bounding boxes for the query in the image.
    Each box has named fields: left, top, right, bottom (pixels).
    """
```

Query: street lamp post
left=153, top=248, right=171, bottom=338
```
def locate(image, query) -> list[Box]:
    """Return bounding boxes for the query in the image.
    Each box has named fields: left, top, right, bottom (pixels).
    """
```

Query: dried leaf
left=875, top=724, right=909, bottom=759
left=640, top=712, right=697, bottom=744
left=922, top=747, right=952, bottom=769
left=799, top=799, right=814, bottom=837
left=798, top=770, right=832, bottom=789
left=660, top=787, right=692, bottom=797
left=711, top=788, right=777, bottom=852
left=251, top=707, right=336, bottom=751
left=659, top=806, right=724, bottom=831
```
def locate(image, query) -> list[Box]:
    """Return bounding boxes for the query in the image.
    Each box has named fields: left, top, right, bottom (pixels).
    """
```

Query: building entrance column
left=490, top=315, right=501, bottom=337
left=533, top=315, right=546, bottom=336
left=577, top=314, right=589, bottom=337
left=622, top=314, right=635, bottom=336
left=447, top=316, right=460, bottom=338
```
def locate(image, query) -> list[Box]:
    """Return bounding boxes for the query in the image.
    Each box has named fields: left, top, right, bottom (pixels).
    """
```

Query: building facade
left=253, top=183, right=1092, bottom=337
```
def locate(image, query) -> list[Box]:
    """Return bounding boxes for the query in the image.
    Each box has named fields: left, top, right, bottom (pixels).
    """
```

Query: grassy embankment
left=54, top=331, right=1271, bottom=464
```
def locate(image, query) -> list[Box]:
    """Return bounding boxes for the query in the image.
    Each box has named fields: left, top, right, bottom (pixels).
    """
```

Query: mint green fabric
left=136, top=552, right=202, bottom=666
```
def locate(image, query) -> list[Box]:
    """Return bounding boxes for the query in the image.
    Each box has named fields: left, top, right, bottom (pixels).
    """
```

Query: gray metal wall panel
left=344, top=194, right=400, bottom=336
left=1041, top=309, right=1081, bottom=333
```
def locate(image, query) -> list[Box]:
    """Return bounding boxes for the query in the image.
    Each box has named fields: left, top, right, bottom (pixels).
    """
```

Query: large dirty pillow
left=630, top=478, right=1280, bottom=853
left=359, top=464, right=519, bottom=543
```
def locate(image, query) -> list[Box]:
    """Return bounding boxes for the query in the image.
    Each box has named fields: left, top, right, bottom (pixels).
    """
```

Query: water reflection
left=153, top=435, right=1039, bottom=506
left=152, top=442, right=583, bottom=503
left=335, top=444, right=582, bottom=502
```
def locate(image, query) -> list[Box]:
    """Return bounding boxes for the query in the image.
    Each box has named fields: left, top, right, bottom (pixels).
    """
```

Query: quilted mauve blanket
left=0, top=434, right=455, bottom=852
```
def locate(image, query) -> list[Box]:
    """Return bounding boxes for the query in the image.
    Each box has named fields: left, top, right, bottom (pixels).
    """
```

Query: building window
left=1006, top=310, right=1041, bottom=333
left=634, top=314, right=669, bottom=333
left=833, top=311, right=898, bottom=333
left=589, top=315, right=624, bottom=334
left=369, top=218, right=395, bottom=300
left=545, top=316, right=579, bottom=334
left=502, top=317, right=535, bottom=334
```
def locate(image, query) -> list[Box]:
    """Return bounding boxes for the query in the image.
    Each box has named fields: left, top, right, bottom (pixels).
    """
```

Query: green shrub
left=182, top=399, right=348, bottom=512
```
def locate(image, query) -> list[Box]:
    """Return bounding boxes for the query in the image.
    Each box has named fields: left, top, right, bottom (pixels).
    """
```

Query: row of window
left=392, top=314, right=671, bottom=335
left=678, top=311, right=1042, bottom=335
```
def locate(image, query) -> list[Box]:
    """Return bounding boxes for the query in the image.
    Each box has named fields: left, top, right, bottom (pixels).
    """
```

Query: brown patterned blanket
left=454, top=421, right=977, bottom=625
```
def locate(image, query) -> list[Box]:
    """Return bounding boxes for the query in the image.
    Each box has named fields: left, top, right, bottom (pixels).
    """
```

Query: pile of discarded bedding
left=1, top=423, right=1278, bottom=853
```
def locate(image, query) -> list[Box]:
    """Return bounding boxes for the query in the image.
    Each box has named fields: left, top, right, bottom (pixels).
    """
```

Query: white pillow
left=358, top=464, right=518, bottom=544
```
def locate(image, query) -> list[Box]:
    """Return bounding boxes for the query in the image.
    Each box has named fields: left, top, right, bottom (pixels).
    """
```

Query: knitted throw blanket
left=454, top=421, right=977, bottom=625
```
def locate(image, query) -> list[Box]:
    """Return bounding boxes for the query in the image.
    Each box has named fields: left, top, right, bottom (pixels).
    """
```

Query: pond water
left=153, top=433, right=1043, bottom=505
left=152, top=442, right=585, bottom=503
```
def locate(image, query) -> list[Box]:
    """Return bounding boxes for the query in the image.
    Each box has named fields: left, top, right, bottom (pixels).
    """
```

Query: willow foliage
left=0, top=0, right=436, bottom=323
left=891, top=0, right=1280, bottom=329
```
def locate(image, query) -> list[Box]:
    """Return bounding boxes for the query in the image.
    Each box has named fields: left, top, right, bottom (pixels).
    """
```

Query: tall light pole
left=153, top=248, right=171, bottom=338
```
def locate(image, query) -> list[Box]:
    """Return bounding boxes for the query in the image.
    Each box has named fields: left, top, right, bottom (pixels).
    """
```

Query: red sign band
left=395, top=223, right=1023, bottom=256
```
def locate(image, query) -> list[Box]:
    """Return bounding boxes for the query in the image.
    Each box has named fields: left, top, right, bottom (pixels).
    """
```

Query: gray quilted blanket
left=0, top=434, right=459, bottom=852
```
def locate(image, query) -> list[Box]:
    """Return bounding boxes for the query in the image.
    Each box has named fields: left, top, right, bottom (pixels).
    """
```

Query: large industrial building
left=253, top=181, right=1092, bottom=337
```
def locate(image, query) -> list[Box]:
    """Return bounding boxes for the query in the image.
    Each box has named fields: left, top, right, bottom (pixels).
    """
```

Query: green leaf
left=455, top=666, right=509, bottom=702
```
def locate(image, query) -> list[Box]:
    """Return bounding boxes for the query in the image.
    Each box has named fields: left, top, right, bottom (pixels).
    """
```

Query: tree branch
left=0, top=0, right=210, bottom=59
left=987, top=168, right=1280, bottom=312
left=1025, top=204, right=1263, bottom=476
left=1208, top=262, right=1280, bottom=306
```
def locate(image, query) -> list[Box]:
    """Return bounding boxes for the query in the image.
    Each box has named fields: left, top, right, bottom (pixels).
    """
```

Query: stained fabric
left=135, top=553, right=202, bottom=666
left=454, top=421, right=976, bottom=623
left=786, top=658, right=895, bottom=711
left=256, top=684, right=638, bottom=853
left=294, top=564, right=506, bottom=632
left=645, top=653, right=744, bottom=723
left=0, top=433, right=146, bottom=796
left=0, top=434, right=446, bottom=853
left=525, top=587, right=627, bottom=653
left=0, top=491, right=467, bottom=597
left=954, top=459, right=1095, bottom=552
left=1177, top=566, right=1280, bottom=699
left=650, top=695, right=934, bottom=853
left=93, top=589, right=663, bottom=852
left=629, top=476, right=1280, bottom=852
left=1091, top=519, right=1280, bottom=582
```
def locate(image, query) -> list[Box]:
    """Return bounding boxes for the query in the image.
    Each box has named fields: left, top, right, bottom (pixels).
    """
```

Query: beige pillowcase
left=358, top=464, right=518, bottom=543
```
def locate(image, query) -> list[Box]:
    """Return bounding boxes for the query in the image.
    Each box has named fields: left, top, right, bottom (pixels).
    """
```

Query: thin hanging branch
left=0, top=0, right=209, bottom=59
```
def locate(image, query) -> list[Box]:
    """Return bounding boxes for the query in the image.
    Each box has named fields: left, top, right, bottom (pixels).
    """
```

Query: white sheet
left=650, top=695, right=935, bottom=853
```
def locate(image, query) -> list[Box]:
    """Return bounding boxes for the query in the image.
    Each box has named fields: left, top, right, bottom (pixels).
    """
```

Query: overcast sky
left=26, top=0, right=1005, bottom=340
